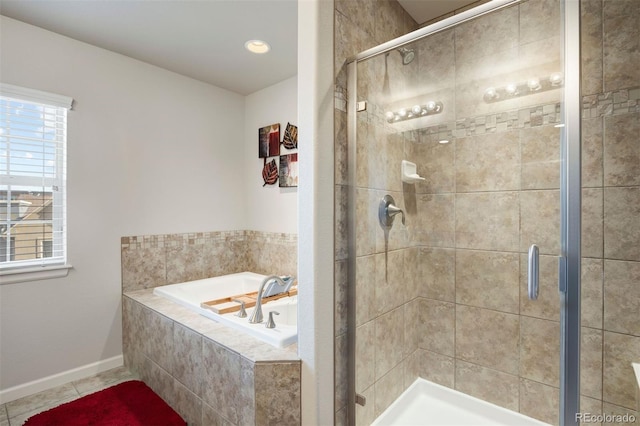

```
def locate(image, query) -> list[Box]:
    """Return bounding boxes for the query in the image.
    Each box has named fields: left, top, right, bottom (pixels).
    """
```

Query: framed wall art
left=262, top=158, right=278, bottom=186
left=282, top=122, right=298, bottom=150
left=258, top=123, right=280, bottom=158
left=279, top=153, right=298, bottom=187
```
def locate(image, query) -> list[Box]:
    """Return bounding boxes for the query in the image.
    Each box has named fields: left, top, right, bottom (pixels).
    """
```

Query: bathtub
left=153, top=272, right=297, bottom=348
left=372, top=378, right=549, bottom=426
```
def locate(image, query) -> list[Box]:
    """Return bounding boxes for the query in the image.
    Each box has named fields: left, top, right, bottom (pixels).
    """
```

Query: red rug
left=24, top=380, right=186, bottom=426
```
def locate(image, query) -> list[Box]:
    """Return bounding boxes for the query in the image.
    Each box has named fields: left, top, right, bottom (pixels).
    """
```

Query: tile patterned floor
left=0, top=366, right=138, bottom=426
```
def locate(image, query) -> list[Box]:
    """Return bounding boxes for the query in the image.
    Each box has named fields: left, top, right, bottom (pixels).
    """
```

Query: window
left=0, top=83, right=72, bottom=278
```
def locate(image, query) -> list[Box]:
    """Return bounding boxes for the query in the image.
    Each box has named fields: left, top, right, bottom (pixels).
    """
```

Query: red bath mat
left=24, top=380, right=186, bottom=426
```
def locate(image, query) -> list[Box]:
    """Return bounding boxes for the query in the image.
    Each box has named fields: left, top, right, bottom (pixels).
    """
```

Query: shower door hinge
left=356, top=101, right=367, bottom=112
left=355, top=393, right=366, bottom=406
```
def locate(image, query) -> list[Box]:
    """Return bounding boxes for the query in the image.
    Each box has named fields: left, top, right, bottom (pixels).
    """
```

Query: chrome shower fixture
left=397, top=47, right=415, bottom=65
left=484, top=72, right=564, bottom=103
left=385, top=100, right=443, bottom=123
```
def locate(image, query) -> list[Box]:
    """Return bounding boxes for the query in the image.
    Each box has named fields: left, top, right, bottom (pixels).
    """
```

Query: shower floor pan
left=371, top=378, right=549, bottom=426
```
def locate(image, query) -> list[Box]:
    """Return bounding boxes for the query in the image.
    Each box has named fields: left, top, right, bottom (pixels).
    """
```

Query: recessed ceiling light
left=245, top=40, right=270, bottom=54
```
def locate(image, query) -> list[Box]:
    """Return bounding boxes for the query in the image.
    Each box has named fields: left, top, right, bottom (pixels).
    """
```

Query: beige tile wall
left=121, top=230, right=297, bottom=292
left=335, top=0, right=639, bottom=424
left=581, top=0, right=640, bottom=423
left=334, top=0, right=418, bottom=423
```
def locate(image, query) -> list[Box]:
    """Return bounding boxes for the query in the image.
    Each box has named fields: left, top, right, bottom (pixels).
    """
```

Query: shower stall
left=341, top=0, right=639, bottom=424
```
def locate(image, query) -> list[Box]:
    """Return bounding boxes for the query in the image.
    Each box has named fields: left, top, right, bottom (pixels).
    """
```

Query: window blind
left=0, top=83, right=72, bottom=271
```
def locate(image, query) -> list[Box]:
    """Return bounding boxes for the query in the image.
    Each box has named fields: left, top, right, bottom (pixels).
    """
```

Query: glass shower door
left=347, top=1, right=576, bottom=424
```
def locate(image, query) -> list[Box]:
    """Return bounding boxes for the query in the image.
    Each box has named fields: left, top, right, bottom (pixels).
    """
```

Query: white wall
left=244, top=76, right=298, bottom=234
left=0, top=16, right=249, bottom=394
left=297, top=0, right=335, bottom=423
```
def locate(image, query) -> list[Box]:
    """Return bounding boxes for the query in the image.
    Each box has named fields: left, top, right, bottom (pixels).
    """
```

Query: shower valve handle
left=379, top=195, right=405, bottom=230
left=387, top=204, right=405, bottom=225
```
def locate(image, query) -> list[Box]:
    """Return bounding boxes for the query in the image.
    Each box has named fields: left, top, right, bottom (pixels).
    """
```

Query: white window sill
left=0, top=264, right=72, bottom=285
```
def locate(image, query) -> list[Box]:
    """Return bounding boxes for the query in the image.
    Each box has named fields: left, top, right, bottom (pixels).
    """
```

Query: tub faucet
left=248, top=275, right=293, bottom=324
left=263, top=274, right=294, bottom=297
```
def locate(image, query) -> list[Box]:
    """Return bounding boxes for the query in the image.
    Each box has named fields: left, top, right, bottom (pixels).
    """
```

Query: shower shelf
left=401, top=160, right=425, bottom=184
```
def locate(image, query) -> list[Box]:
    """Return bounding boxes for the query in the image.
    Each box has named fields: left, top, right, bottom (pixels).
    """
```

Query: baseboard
left=0, top=354, right=124, bottom=404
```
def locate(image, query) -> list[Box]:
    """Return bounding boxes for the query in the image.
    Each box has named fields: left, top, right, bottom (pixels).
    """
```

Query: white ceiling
left=0, top=0, right=477, bottom=96
left=0, top=0, right=299, bottom=95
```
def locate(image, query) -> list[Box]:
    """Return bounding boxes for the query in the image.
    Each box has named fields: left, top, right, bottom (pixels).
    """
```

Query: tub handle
left=233, top=299, right=247, bottom=318
left=266, top=311, right=279, bottom=328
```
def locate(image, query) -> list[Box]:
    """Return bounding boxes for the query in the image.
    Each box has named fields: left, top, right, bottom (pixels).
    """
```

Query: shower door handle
left=528, top=244, right=539, bottom=300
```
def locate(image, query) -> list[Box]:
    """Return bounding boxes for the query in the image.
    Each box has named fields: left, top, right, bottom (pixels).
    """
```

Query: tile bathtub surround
left=121, top=230, right=297, bottom=292
left=123, top=290, right=300, bottom=426
left=334, top=1, right=640, bottom=425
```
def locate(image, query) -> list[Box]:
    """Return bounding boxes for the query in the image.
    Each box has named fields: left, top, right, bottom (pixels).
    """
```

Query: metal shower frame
left=345, top=0, right=582, bottom=424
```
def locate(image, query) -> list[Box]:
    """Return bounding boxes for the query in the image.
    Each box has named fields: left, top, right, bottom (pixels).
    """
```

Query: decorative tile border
left=244, top=230, right=298, bottom=244
left=360, top=101, right=562, bottom=142
left=453, top=103, right=562, bottom=137
left=120, top=234, right=166, bottom=250
left=335, top=84, right=640, bottom=141
left=121, top=230, right=295, bottom=251
left=582, top=86, right=640, bottom=119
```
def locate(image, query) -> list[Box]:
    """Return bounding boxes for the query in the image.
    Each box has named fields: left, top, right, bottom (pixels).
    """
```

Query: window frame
left=0, top=83, right=73, bottom=284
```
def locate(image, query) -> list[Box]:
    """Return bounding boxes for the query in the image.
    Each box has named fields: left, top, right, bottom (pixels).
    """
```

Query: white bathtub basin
left=153, top=272, right=297, bottom=348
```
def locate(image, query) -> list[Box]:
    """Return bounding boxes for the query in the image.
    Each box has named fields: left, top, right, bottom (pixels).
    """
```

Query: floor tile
left=5, top=384, right=78, bottom=419
left=4, top=366, right=136, bottom=425
left=72, top=366, right=137, bottom=395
